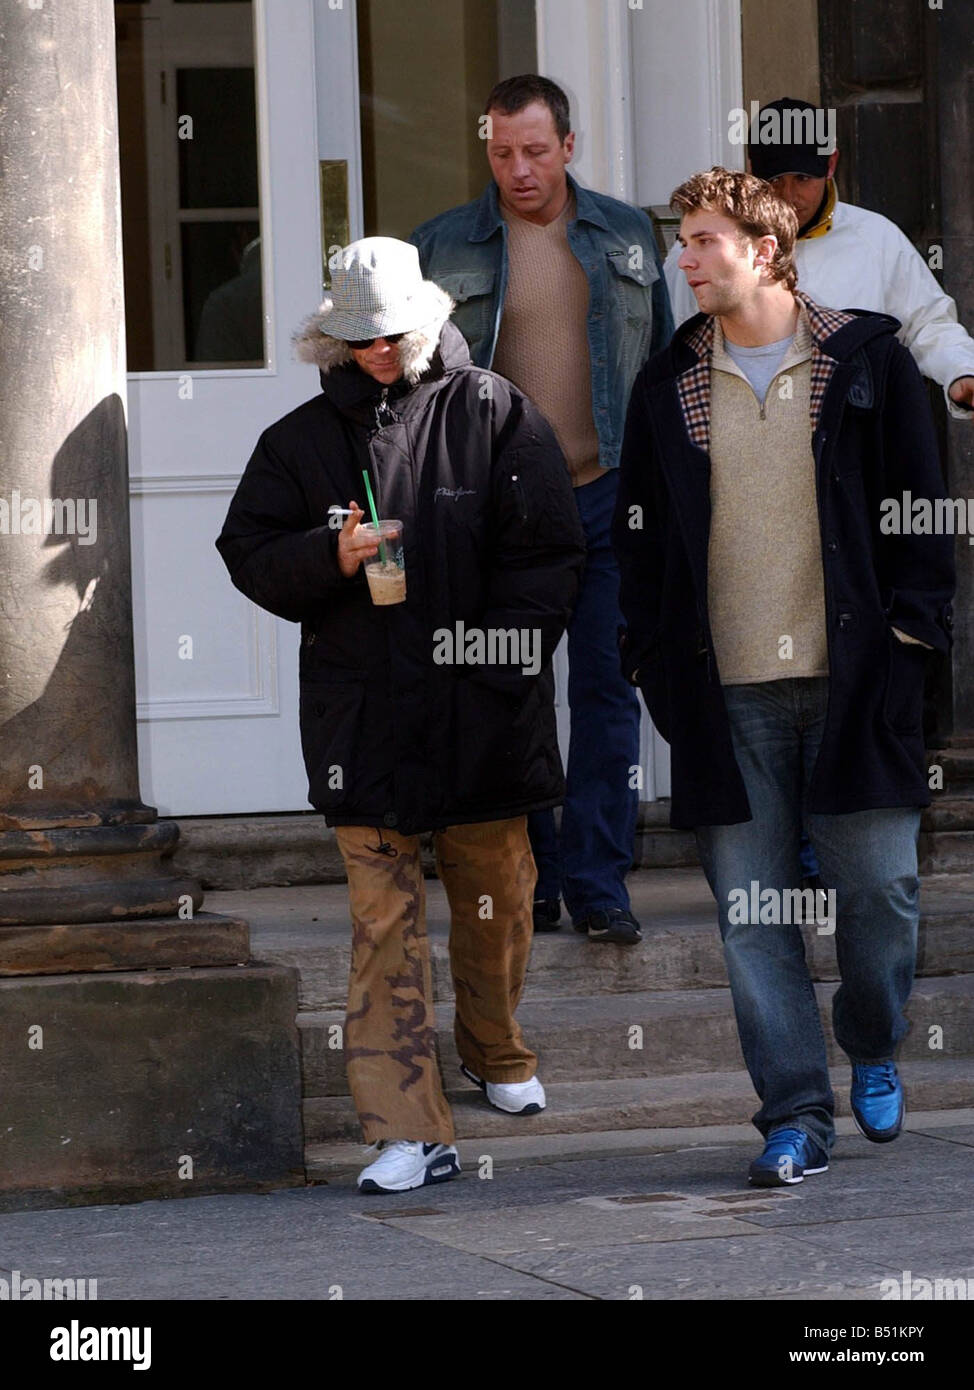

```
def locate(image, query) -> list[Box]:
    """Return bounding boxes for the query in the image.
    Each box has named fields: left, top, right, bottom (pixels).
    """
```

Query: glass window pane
left=182, top=221, right=262, bottom=365
left=176, top=68, right=258, bottom=209
left=115, top=1, right=264, bottom=370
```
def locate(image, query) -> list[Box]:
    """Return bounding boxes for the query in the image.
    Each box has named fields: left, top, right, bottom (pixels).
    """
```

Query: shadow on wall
left=0, top=395, right=145, bottom=819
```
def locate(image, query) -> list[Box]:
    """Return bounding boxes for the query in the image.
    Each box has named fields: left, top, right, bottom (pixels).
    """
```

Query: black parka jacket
left=216, top=322, right=585, bottom=834
left=612, top=298, right=956, bottom=829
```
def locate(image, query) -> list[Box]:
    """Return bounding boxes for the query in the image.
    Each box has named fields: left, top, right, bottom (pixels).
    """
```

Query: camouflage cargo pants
left=334, top=815, right=538, bottom=1144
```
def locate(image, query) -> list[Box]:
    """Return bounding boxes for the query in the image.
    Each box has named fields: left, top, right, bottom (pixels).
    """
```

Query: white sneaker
left=357, top=1140, right=460, bottom=1194
left=461, top=1065, right=546, bottom=1115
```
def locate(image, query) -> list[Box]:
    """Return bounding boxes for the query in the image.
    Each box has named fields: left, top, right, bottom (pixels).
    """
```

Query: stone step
left=929, top=747, right=974, bottom=795
left=632, top=799, right=698, bottom=869
left=170, top=794, right=974, bottom=890
left=301, top=1058, right=974, bottom=1146
left=637, top=797, right=974, bottom=873
left=919, top=830, right=974, bottom=874
left=922, top=797, right=974, bottom=830
left=305, top=1103, right=974, bottom=1181
left=168, top=814, right=346, bottom=892
left=298, top=975, right=974, bottom=1101
left=241, top=871, right=974, bottom=1012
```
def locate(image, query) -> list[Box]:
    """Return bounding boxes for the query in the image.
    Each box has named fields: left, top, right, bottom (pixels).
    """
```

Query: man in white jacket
left=664, top=97, right=974, bottom=421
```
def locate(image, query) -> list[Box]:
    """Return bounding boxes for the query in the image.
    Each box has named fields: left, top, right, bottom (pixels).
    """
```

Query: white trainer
left=357, top=1140, right=460, bottom=1194
left=461, top=1066, right=546, bottom=1115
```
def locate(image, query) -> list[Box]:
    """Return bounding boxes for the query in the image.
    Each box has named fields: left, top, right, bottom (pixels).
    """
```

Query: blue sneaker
left=850, top=1061, right=904, bottom=1143
left=748, top=1127, right=830, bottom=1187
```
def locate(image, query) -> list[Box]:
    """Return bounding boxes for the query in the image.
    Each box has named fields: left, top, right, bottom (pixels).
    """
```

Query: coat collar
left=319, top=321, right=471, bottom=417
left=469, top=171, right=612, bottom=242
left=798, top=179, right=838, bottom=240
left=673, top=291, right=861, bottom=452
left=680, top=291, right=857, bottom=364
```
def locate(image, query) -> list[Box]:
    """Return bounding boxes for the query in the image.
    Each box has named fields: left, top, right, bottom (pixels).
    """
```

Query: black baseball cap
left=748, top=98, right=833, bottom=180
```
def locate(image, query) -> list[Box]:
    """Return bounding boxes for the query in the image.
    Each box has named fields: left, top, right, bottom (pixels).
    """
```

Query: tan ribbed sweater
left=493, top=194, right=603, bottom=486
left=707, top=310, right=830, bottom=684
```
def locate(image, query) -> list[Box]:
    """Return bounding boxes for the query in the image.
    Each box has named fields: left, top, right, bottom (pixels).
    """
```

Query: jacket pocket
left=451, top=673, right=541, bottom=809
left=883, top=628, right=929, bottom=733
left=432, top=269, right=495, bottom=358
left=606, top=250, right=656, bottom=375
left=299, top=674, right=367, bottom=809
left=607, top=249, right=657, bottom=309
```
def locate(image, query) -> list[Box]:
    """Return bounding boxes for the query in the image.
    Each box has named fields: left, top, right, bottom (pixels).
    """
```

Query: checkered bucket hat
left=294, top=236, right=454, bottom=383
left=313, top=236, right=447, bottom=340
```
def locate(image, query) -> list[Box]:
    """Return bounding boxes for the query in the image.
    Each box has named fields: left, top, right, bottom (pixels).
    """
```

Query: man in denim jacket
left=410, top=74, right=673, bottom=945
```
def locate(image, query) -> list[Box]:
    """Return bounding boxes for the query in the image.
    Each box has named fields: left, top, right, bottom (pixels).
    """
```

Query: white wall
left=631, top=0, right=744, bottom=208
left=536, top=0, right=635, bottom=198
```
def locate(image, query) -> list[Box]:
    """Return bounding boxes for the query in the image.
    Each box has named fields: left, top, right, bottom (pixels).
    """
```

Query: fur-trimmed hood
left=292, top=282, right=455, bottom=385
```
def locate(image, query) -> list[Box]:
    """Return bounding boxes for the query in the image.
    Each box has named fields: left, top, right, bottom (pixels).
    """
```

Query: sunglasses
left=347, top=332, right=406, bottom=350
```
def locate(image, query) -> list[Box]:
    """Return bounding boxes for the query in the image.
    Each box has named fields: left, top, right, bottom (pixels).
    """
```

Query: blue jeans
left=695, top=678, right=921, bottom=1153
left=528, top=469, right=640, bottom=921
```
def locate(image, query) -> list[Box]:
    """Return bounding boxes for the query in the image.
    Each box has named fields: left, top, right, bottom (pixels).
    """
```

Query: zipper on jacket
left=364, top=388, right=394, bottom=519
left=374, top=386, right=394, bottom=431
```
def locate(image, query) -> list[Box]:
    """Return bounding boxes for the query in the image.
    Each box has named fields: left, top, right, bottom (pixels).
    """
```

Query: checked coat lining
left=675, top=291, right=858, bottom=453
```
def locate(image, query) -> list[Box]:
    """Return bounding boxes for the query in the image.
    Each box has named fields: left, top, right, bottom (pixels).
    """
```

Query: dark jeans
left=528, top=469, right=640, bottom=922
left=695, top=677, right=921, bottom=1153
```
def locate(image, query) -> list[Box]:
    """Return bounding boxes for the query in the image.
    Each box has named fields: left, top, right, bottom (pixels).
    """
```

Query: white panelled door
left=128, top=0, right=362, bottom=815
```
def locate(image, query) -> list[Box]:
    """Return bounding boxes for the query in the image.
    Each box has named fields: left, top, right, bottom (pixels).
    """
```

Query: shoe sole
left=577, top=924, right=642, bottom=945
left=851, top=1105, right=905, bottom=1144
left=748, top=1162, right=829, bottom=1188
left=586, top=931, right=641, bottom=945
left=460, top=1064, right=546, bottom=1115
left=358, top=1154, right=461, bottom=1194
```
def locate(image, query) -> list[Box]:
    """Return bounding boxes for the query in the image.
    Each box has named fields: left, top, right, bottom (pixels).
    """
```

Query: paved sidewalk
left=2, top=1113, right=973, bottom=1301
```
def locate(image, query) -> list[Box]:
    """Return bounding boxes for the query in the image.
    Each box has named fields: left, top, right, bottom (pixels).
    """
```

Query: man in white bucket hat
left=217, top=237, right=585, bottom=1194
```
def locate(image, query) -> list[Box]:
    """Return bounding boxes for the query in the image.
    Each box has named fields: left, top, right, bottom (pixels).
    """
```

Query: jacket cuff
left=892, top=627, right=934, bottom=650
left=946, top=376, right=974, bottom=419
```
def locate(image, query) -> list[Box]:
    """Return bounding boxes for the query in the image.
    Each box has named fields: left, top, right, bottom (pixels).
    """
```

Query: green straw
left=361, top=468, right=388, bottom=564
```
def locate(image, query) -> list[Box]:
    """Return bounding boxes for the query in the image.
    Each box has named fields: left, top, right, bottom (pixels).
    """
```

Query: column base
left=0, top=820, right=203, bottom=925
left=0, top=963, right=304, bottom=1210
left=0, top=910, right=250, bottom=976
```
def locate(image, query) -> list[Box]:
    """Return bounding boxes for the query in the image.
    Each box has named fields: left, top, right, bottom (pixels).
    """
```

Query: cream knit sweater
left=493, top=193, right=603, bottom=487
left=707, top=310, right=830, bottom=684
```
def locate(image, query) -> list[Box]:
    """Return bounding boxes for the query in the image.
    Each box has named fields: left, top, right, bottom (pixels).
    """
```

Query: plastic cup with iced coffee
left=359, top=519, right=406, bottom=605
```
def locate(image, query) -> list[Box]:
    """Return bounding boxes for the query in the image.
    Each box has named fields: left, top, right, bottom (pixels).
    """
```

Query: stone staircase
left=168, top=749, right=974, bottom=890
left=226, top=865, right=974, bottom=1179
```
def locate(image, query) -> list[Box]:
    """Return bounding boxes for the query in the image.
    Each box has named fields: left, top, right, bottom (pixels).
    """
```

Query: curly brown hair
left=670, top=166, right=799, bottom=291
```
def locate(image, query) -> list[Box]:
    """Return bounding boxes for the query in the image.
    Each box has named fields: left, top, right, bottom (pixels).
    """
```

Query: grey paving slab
left=0, top=1186, right=584, bottom=1301
left=778, top=1208, right=974, bottom=1271
left=366, top=1192, right=770, bottom=1257
left=499, top=1232, right=896, bottom=1301
left=911, top=1124, right=974, bottom=1147
left=3, top=1125, right=973, bottom=1301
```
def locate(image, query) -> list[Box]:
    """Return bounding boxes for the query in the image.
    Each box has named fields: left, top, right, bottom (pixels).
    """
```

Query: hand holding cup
left=336, top=501, right=378, bottom=578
